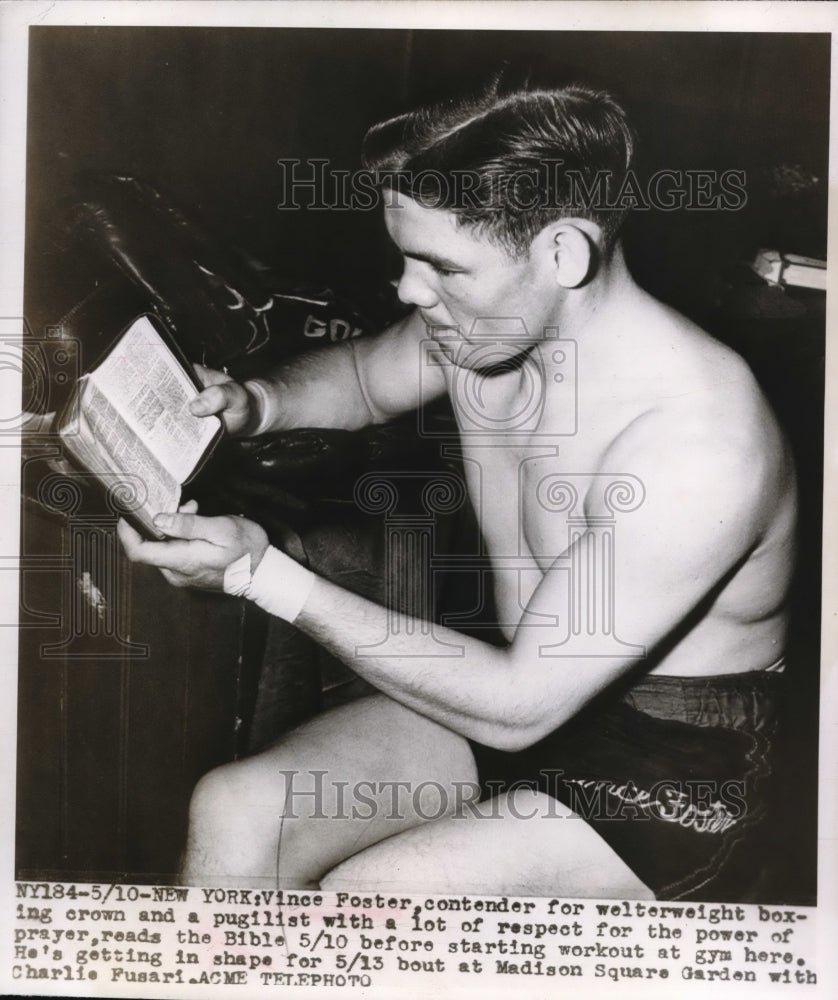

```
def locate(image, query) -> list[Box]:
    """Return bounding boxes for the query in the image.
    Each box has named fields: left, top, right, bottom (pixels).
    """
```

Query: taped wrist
left=242, top=378, right=276, bottom=436
left=223, top=546, right=315, bottom=623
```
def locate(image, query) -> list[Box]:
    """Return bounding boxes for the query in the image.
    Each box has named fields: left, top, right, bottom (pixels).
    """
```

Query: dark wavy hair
left=362, top=76, right=635, bottom=258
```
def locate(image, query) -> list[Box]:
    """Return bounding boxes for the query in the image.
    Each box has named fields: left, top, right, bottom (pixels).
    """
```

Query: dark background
left=18, top=28, right=828, bottom=898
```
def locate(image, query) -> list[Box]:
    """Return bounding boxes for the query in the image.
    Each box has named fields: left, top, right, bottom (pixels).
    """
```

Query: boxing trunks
left=468, top=668, right=784, bottom=901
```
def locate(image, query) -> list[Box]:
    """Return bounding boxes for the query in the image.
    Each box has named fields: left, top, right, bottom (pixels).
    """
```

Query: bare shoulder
left=597, top=298, right=795, bottom=534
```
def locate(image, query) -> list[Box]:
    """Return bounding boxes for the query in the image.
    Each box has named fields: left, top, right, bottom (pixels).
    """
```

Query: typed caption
left=10, top=882, right=817, bottom=995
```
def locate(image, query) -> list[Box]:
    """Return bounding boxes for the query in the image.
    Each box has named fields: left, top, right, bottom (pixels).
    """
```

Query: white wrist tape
left=223, top=547, right=315, bottom=623
left=243, top=379, right=276, bottom=436
left=222, top=553, right=253, bottom=598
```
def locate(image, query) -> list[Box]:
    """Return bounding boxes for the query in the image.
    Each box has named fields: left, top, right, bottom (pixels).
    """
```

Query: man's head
left=363, top=77, right=635, bottom=260
left=365, top=78, right=634, bottom=366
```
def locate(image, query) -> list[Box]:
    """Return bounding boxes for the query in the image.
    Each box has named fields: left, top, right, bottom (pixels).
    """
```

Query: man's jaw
left=419, top=307, right=459, bottom=333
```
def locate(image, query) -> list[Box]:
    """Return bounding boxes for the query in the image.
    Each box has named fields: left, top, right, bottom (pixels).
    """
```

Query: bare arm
left=191, top=308, right=446, bottom=435
left=120, top=417, right=770, bottom=751
left=288, top=426, right=768, bottom=749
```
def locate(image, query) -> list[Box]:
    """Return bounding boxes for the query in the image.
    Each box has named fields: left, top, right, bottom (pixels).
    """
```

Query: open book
left=57, top=313, right=223, bottom=538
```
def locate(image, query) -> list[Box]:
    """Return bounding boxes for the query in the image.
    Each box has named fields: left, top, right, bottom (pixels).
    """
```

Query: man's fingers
left=153, top=511, right=230, bottom=543
left=189, top=383, right=230, bottom=417
left=192, top=363, right=232, bottom=388
left=117, top=518, right=205, bottom=568
left=116, top=517, right=145, bottom=558
left=189, top=372, right=251, bottom=434
left=152, top=511, right=202, bottom=540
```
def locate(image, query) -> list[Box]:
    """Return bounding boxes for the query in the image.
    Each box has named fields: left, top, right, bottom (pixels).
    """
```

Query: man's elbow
left=488, top=729, right=540, bottom=754
left=467, top=659, right=579, bottom=751
left=476, top=711, right=567, bottom=754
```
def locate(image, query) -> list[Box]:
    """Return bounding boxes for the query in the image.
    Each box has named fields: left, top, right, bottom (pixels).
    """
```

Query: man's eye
left=433, top=265, right=458, bottom=277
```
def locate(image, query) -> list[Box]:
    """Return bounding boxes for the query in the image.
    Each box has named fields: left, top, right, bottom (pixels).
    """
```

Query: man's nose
left=396, top=261, right=438, bottom=308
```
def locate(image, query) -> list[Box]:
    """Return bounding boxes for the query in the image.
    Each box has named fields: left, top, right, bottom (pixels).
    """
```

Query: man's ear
left=546, top=219, right=601, bottom=288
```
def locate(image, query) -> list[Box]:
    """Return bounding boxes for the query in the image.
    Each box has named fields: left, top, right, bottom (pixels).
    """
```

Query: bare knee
left=186, top=754, right=292, bottom=852
left=182, top=755, right=298, bottom=888
left=188, top=764, right=228, bottom=825
left=189, top=760, right=254, bottom=829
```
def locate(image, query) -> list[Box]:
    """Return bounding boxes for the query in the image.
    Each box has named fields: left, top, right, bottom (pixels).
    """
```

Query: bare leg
left=322, top=788, right=654, bottom=899
left=181, top=694, right=478, bottom=888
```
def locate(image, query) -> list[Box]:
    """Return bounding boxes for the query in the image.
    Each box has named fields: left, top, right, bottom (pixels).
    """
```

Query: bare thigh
left=275, top=694, right=481, bottom=880
left=183, top=694, right=478, bottom=887
left=323, top=788, right=654, bottom=899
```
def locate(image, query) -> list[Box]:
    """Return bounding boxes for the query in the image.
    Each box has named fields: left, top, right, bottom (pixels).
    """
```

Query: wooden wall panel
left=16, top=474, right=253, bottom=881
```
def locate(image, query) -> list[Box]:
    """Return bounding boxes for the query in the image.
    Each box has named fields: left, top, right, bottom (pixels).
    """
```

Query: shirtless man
left=118, top=82, right=796, bottom=899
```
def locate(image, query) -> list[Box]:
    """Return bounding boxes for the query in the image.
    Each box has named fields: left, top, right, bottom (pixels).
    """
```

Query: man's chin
left=443, top=338, right=536, bottom=373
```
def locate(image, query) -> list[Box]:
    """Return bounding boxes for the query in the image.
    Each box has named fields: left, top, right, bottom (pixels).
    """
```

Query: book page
left=91, top=314, right=220, bottom=483
left=82, top=380, right=182, bottom=519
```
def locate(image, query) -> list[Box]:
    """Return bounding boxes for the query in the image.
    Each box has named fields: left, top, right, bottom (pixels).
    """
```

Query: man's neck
left=549, top=244, right=647, bottom=352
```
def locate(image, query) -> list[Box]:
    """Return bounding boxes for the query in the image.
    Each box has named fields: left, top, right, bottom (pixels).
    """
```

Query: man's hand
left=190, top=364, right=256, bottom=436
left=117, top=500, right=269, bottom=591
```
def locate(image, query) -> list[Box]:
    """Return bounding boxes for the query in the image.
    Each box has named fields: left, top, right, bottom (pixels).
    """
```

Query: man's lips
left=421, top=311, right=460, bottom=336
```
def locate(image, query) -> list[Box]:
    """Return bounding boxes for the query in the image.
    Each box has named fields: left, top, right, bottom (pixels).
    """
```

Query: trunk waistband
left=621, top=667, right=784, bottom=732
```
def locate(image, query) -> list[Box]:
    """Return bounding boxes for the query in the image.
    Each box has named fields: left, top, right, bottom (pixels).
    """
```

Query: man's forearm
left=244, top=339, right=381, bottom=434
left=298, top=572, right=526, bottom=748
left=249, top=550, right=620, bottom=752
left=239, top=309, right=444, bottom=435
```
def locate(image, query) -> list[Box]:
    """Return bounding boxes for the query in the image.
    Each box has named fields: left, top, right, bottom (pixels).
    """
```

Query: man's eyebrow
left=402, top=249, right=465, bottom=270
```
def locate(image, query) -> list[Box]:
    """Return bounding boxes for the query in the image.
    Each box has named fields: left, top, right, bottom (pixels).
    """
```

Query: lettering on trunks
left=561, top=778, right=747, bottom=833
